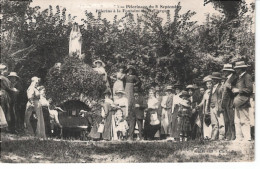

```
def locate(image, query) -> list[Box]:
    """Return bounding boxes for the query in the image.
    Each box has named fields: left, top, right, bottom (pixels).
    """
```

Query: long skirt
left=125, top=83, right=134, bottom=108
left=42, top=106, right=51, bottom=137
left=178, top=115, right=191, bottom=137
left=0, top=106, right=8, bottom=128
left=160, top=108, right=169, bottom=135
left=103, top=110, right=114, bottom=140
left=24, top=101, right=46, bottom=138
left=89, top=115, right=102, bottom=139
left=113, top=80, right=124, bottom=96
left=0, top=90, right=11, bottom=123
left=171, top=105, right=180, bottom=138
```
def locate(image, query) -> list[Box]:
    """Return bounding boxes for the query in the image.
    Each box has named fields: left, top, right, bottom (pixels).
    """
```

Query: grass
left=0, top=134, right=254, bottom=163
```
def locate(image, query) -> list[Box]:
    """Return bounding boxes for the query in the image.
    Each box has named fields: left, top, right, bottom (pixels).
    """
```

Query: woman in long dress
left=160, top=86, right=174, bottom=139
left=102, top=90, right=116, bottom=141
left=24, top=77, right=46, bottom=138
left=93, top=60, right=111, bottom=93
left=112, top=66, right=125, bottom=97
left=38, top=86, right=51, bottom=137
left=171, top=84, right=183, bottom=141
left=124, top=65, right=140, bottom=118
left=0, top=106, right=8, bottom=128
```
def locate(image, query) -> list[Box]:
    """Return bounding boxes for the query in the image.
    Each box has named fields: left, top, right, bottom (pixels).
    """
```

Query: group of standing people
left=1, top=59, right=255, bottom=142
left=0, top=64, right=64, bottom=139
left=90, top=60, right=255, bottom=142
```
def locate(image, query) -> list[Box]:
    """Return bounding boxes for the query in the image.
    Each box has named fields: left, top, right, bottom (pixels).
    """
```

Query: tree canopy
left=1, top=0, right=255, bottom=99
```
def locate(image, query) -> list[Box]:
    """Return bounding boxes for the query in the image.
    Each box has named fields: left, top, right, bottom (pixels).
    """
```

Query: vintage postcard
left=0, top=0, right=255, bottom=163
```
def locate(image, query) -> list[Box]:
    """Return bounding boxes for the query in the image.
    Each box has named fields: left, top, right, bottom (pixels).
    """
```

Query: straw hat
left=203, top=75, right=213, bottom=83
left=165, top=85, right=173, bottom=91
left=234, top=61, right=249, bottom=69
left=115, top=90, right=126, bottom=95
left=8, top=72, right=20, bottom=79
left=173, top=83, right=182, bottom=89
left=0, top=64, right=7, bottom=70
left=222, top=64, right=235, bottom=72
left=186, top=85, right=196, bottom=90
left=179, top=91, right=190, bottom=98
left=31, top=76, right=40, bottom=82
left=211, top=72, right=222, bottom=80
left=93, top=59, right=106, bottom=67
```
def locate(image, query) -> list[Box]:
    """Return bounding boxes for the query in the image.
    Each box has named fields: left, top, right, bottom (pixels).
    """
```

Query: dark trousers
left=128, top=116, right=144, bottom=139
left=8, top=101, right=17, bottom=132
left=128, top=116, right=136, bottom=140
left=42, top=107, right=51, bottom=137
left=223, top=106, right=235, bottom=140
left=136, top=119, right=143, bottom=139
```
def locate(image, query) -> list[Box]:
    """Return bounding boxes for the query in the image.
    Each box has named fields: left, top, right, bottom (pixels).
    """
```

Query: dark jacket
left=233, top=72, right=252, bottom=108
left=133, top=96, right=147, bottom=119
left=221, top=73, right=237, bottom=109
left=210, top=83, right=223, bottom=113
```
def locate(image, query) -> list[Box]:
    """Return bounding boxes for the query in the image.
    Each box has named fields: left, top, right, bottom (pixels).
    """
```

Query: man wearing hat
left=209, top=72, right=225, bottom=140
left=0, top=65, right=18, bottom=133
left=232, top=61, right=253, bottom=141
left=129, top=88, right=147, bottom=140
left=197, top=76, right=213, bottom=140
left=221, top=64, right=237, bottom=140
left=186, top=85, right=202, bottom=140
left=8, top=72, right=22, bottom=132
left=160, top=85, right=174, bottom=140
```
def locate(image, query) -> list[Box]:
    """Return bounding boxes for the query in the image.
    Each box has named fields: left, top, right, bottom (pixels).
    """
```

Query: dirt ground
left=0, top=133, right=255, bottom=163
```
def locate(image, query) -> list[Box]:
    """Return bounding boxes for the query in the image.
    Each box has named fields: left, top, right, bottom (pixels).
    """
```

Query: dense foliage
left=1, top=0, right=255, bottom=99
left=45, top=56, right=106, bottom=105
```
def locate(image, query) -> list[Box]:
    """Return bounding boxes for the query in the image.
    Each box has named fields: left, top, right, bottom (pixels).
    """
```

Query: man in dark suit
left=232, top=61, right=253, bottom=141
left=210, top=72, right=224, bottom=140
left=221, top=64, right=237, bottom=140
left=128, top=89, right=146, bottom=140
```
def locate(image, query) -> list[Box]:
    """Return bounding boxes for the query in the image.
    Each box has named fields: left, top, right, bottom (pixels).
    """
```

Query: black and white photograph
left=0, top=0, right=256, bottom=163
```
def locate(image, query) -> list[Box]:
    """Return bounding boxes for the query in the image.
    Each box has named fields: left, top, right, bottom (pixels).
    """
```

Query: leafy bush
left=45, top=56, right=106, bottom=106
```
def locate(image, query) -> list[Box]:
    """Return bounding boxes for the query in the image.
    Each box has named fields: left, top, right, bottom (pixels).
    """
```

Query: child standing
left=178, top=91, right=192, bottom=141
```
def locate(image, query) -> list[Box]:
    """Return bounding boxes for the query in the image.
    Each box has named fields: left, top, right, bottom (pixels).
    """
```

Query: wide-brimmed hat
left=31, top=76, right=40, bottom=82
left=165, top=85, right=173, bottom=91
left=234, top=61, right=249, bottom=69
left=174, top=83, right=182, bottom=89
left=8, top=72, right=20, bottom=79
left=115, top=90, right=126, bottom=95
left=180, top=100, right=191, bottom=108
left=222, top=64, right=235, bottom=72
left=203, top=75, right=213, bottom=83
left=179, top=91, right=190, bottom=98
left=211, top=72, right=222, bottom=80
left=93, top=59, right=106, bottom=67
left=0, top=64, right=7, bottom=70
left=186, top=85, right=196, bottom=90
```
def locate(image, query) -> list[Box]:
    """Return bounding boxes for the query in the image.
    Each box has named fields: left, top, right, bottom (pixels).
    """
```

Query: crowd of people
left=0, top=59, right=255, bottom=142
left=0, top=64, right=63, bottom=139
left=90, top=60, right=255, bottom=142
